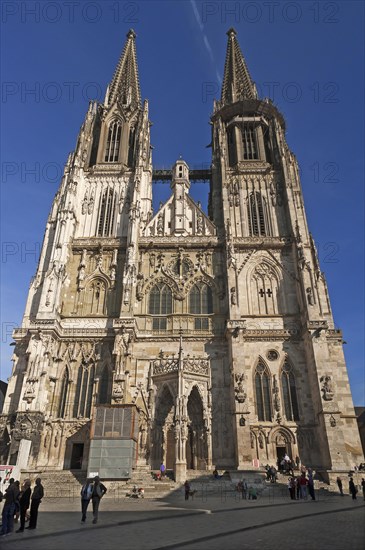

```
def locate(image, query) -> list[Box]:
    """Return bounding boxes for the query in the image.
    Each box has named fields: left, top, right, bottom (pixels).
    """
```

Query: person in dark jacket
left=349, top=477, right=357, bottom=500
left=16, top=479, right=31, bottom=533
left=27, top=477, right=44, bottom=529
left=91, top=476, right=107, bottom=524
left=0, top=480, right=20, bottom=536
left=80, top=478, right=93, bottom=523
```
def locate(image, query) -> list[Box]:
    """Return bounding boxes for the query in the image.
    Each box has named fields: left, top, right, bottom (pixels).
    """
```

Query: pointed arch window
left=84, top=278, right=107, bottom=315
left=99, top=366, right=111, bottom=405
left=73, top=363, right=95, bottom=418
left=255, top=362, right=272, bottom=421
left=189, top=282, right=213, bottom=330
left=127, top=127, right=136, bottom=168
left=281, top=363, right=300, bottom=421
left=97, top=188, right=116, bottom=237
left=242, top=124, right=258, bottom=160
left=58, top=367, right=69, bottom=418
left=248, top=192, right=269, bottom=236
left=149, top=283, right=173, bottom=331
left=227, top=126, right=237, bottom=167
left=104, top=121, right=121, bottom=162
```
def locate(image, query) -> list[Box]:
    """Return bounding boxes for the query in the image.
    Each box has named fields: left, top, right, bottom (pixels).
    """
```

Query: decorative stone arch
left=186, top=385, right=207, bottom=470
left=184, top=275, right=220, bottom=314
left=81, top=276, right=110, bottom=316
left=151, top=383, right=176, bottom=469
left=245, top=254, right=285, bottom=315
left=269, top=426, right=297, bottom=463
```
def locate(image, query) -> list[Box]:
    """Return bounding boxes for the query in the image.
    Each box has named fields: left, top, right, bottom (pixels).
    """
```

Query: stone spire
left=221, top=28, right=257, bottom=104
left=107, top=29, right=141, bottom=109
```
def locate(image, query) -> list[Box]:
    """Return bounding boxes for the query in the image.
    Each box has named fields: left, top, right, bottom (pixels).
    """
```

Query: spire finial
left=227, top=27, right=237, bottom=37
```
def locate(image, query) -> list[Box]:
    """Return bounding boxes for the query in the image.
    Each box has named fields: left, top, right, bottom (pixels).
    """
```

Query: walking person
left=80, top=478, right=93, bottom=523
left=349, top=477, right=357, bottom=500
left=299, top=472, right=308, bottom=500
left=336, top=476, right=344, bottom=496
left=91, top=476, right=107, bottom=524
left=288, top=477, right=296, bottom=500
left=0, top=480, right=20, bottom=536
left=307, top=469, right=315, bottom=501
left=27, top=477, right=44, bottom=530
left=184, top=480, right=191, bottom=501
left=361, top=478, right=365, bottom=501
left=16, top=479, right=31, bottom=533
left=241, top=479, right=248, bottom=500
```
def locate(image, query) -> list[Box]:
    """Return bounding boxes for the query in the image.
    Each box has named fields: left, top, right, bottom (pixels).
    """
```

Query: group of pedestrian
left=0, top=477, right=44, bottom=537
left=265, top=464, right=278, bottom=483
left=80, top=476, right=107, bottom=524
left=287, top=468, right=315, bottom=501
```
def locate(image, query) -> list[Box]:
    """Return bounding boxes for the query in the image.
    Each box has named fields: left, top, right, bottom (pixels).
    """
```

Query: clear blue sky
left=1, top=1, right=364, bottom=404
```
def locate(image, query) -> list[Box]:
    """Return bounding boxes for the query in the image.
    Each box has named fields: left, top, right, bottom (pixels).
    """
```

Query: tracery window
left=84, top=278, right=107, bottom=315
left=242, top=125, right=258, bottom=160
left=248, top=192, right=269, bottom=236
left=73, top=363, right=95, bottom=418
left=99, top=366, right=111, bottom=405
left=227, top=126, right=237, bottom=167
left=149, top=283, right=172, bottom=331
left=58, top=367, right=69, bottom=418
left=189, top=282, right=213, bottom=330
left=127, top=127, right=136, bottom=167
left=104, top=121, right=121, bottom=162
left=281, top=363, right=300, bottom=421
left=97, top=188, right=116, bottom=237
left=255, top=362, right=272, bottom=421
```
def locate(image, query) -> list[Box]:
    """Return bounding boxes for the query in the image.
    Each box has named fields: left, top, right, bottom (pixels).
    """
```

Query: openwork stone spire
left=221, top=28, right=257, bottom=104
left=107, top=29, right=141, bottom=109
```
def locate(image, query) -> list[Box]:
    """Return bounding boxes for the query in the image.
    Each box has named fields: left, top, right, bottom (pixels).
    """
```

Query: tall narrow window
left=255, top=363, right=272, bottom=421
left=127, top=127, right=136, bottom=168
left=73, top=364, right=95, bottom=418
left=99, top=366, right=110, bottom=405
left=227, top=126, right=237, bottom=167
left=248, top=192, right=269, bottom=236
left=242, top=125, right=258, bottom=160
left=58, top=367, right=69, bottom=418
left=281, top=364, right=300, bottom=421
left=149, top=283, right=172, bottom=331
left=97, top=188, right=116, bottom=236
left=104, top=121, right=121, bottom=162
left=189, top=282, right=213, bottom=330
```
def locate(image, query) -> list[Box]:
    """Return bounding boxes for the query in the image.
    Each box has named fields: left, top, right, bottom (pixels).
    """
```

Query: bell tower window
left=242, top=124, right=258, bottom=160
left=104, top=121, right=121, bottom=162
left=248, top=192, right=269, bottom=236
left=97, top=188, right=116, bottom=237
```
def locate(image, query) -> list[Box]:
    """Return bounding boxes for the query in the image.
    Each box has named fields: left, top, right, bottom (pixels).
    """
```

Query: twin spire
left=107, top=28, right=256, bottom=109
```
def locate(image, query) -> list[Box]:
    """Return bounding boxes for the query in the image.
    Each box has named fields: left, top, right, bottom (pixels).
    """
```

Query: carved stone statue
left=320, top=375, right=334, bottom=401
left=306, top=287, right=314, bottom=305
left=234, top=373, right=247, bottom=403
left=230, top=287, right=237, bottom=305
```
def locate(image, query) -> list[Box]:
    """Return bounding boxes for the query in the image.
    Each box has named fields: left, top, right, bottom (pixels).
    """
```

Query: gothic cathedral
left=1, top=29, right=362, bottom=483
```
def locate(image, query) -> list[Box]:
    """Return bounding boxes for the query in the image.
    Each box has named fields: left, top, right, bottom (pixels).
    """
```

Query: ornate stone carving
left=234, top=373, right=247, bottom=403
left=320, top=375, right=334, bottom=401
left=230, top=286, right=237, bottom=305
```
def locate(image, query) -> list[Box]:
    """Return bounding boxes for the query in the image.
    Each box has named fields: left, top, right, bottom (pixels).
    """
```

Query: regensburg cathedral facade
left=1, top=29, right=362, bottom=482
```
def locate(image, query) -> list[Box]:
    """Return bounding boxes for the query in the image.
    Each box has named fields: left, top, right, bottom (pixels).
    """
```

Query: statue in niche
left=320, top=375, right=334, bottom=401
left=157, top=213, right=164, bottom=235
left=230, top=287, right=237, bottom=305
left=82, top=194, right=88, bottom=215
left=88, top=194, right=94, bottom=215
left=306, top=287, right=314, bottom=305
left=196, top=212, right=203, bottom=234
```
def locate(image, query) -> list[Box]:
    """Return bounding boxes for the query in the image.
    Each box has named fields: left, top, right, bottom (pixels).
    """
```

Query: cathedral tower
left=1, top=29, right=362, bottom=484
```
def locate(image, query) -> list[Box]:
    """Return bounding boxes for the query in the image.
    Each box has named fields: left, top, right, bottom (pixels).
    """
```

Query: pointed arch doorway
left=152, top=385, right=175, bottom=470
left=186, top=386, right=207, bottom=470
